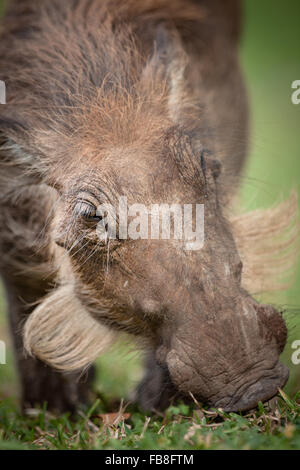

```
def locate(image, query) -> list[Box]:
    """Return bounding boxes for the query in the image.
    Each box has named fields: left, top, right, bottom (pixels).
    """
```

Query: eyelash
left=74, top=200, right=103, bottom=222
left=73, top=199, right=122, bottom=243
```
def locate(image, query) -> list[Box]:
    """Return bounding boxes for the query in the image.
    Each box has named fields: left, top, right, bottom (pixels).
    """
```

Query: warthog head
left=2, top=1, right=293, bottom=412
left=24, top=123, right=289, bottom=412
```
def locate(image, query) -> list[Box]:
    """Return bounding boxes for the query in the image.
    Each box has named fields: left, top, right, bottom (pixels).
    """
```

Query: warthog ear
left=151, top=25, right=184, bottom=69
left=142, top=25, right=188, bottom=123
left=23, top=284, right=117, bottom=371
left=192, top=0, right=242, bottom=41
left=217, top=0, right=242, bottom=40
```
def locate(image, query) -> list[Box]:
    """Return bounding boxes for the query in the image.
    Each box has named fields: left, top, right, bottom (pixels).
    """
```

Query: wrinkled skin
left=0, top=0, right=289, bottom=413
left=54, top=128, right=288, bottom=412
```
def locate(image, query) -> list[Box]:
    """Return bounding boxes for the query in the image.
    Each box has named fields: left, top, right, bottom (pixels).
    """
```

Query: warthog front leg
left=135, top=352, right=178, bottom=412
left=17, top=357, right=94, bottom=415
left=5, top=279, right=95, bottom=414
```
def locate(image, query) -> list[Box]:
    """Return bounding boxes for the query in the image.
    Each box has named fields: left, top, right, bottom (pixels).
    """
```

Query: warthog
left=0, top=0, right=298, bottom=413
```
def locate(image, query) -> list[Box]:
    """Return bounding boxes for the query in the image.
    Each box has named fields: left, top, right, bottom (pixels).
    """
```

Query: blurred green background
left=240, top=0, right=300, bottom=392
left=0, top=0, right=300, bottom=403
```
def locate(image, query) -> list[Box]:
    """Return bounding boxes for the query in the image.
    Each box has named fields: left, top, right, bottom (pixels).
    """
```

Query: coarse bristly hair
left=21, top=192, right=299, bottom=372
left=23, top=284, right=118, bottom=371
left=0, top=0, right=299, bottom=372
left=231, top=191, right=299, bottom=296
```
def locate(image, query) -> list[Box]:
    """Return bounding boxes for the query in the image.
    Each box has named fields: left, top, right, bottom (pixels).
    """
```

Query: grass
left=0, top=392, right=300, bottom=450
left=1, top=293, right=300, bottom=450
left=0, top=0, right=300, bottom=451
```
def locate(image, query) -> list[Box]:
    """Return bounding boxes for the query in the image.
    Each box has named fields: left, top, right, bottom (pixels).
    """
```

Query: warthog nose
left=217, top=362, right=289, bottom=412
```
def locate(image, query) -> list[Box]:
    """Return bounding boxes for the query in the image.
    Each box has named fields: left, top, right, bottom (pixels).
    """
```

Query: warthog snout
left=1, top=0, right=298, bottom=415
left=216, top=363, right=289, bottom=412
left=157, top=299, right=289, bottom=412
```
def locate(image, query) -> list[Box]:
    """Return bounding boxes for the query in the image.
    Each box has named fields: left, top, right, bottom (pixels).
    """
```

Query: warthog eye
left=74, top=200, right=103, bottom=222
